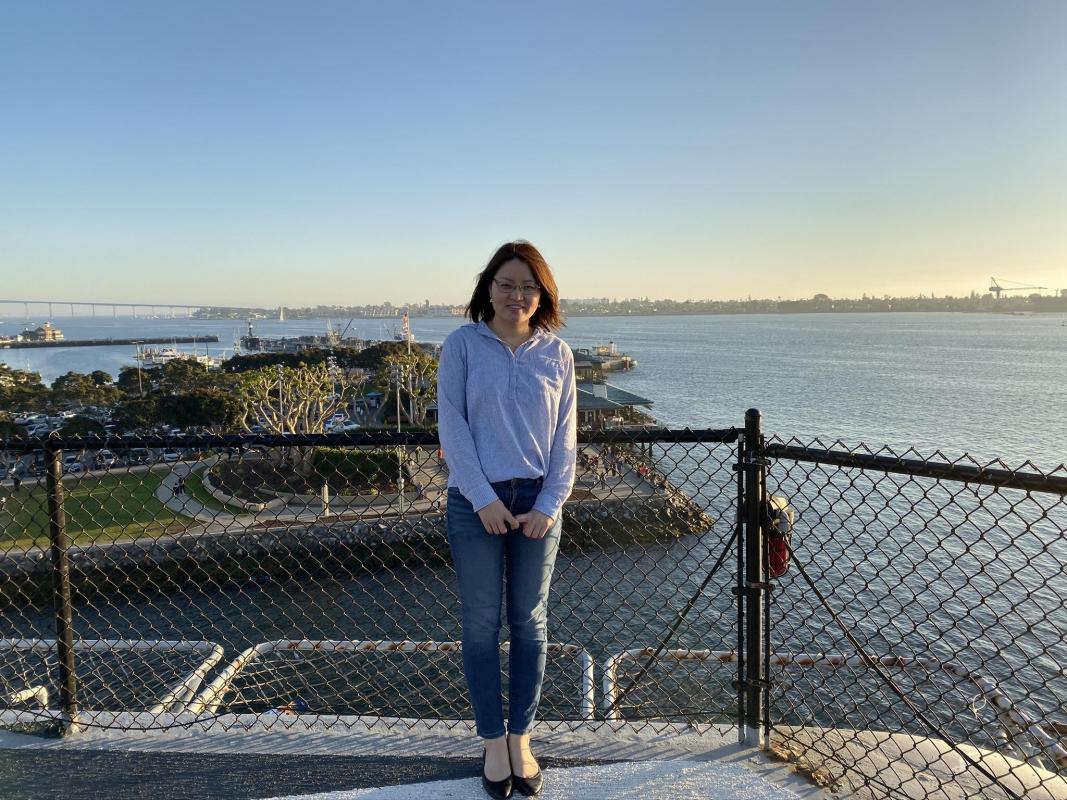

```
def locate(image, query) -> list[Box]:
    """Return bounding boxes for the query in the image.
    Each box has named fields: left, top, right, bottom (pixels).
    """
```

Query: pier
left=0, top=335, right=220, bottom=350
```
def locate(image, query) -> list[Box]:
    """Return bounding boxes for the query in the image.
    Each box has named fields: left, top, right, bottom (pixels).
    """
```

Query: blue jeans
left=446, top=478, right=562, bottom=739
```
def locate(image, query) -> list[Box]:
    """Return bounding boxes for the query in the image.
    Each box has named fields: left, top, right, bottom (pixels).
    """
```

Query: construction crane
left=989, top=277, right=1047, bottom=300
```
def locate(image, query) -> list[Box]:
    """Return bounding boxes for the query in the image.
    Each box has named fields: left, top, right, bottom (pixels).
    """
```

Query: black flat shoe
left=482, top=748, right=513, bottom=800
left=511, top=769, right=544, bottom=797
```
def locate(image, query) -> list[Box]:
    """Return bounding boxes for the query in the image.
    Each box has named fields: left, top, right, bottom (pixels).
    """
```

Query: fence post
left=45, top=439, right=80, bottom=735
left=741, top=408, right=767, bottom=746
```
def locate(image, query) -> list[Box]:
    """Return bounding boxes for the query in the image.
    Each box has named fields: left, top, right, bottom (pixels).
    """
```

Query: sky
left=1, top=1, right=1066, bottom=307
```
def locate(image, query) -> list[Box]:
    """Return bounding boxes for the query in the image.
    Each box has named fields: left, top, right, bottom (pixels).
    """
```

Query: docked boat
left=135, top=344, right=221, bottom=368
left=239, top=319, right=373, bottom=354
left=392, top=311, right=415, bottom=344
left=574, top=341, right=637, bottom=371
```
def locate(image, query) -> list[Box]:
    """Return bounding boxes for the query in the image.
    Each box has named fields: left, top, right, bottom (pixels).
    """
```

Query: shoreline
left=0, top=485, right=714, bottom=607
left=6, top=308, right=1065, bottom=323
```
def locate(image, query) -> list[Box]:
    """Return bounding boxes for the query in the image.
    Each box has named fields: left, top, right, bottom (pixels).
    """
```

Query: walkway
left=152, top=446, right=663, bottom=532
left=0, top=721, right=825, bottom=800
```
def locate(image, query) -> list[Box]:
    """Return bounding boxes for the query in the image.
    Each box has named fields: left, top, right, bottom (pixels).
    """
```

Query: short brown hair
left=465, top=240, right=564, bottom=331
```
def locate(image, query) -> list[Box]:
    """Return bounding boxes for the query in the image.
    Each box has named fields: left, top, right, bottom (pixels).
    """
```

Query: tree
left=157, top=360, right=219, bottom=394
left=158, top=389, right=242, bottom=431
left=378, top=349, right=438, bottom=426
left=116, top=365, right=148, bottom=397
left=117, top=360, right=224, bottom=397
left=51, top=371, right=120, bottom=409
left=0, top=365, right=49, bottom=412
left=58, top=416, right=106, bottom=437
left=223, top=350, right=329, bottom=374
left=112, top=397, right=160, bottom=433
left=237, top=363, right=364, bottom=475
left=348, top=341, right=408, bottom=370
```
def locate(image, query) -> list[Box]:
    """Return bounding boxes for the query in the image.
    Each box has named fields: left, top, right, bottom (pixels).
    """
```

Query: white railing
left=190, top=639, right=595, bottom=720
left=0, top=638, right=225, bottom=715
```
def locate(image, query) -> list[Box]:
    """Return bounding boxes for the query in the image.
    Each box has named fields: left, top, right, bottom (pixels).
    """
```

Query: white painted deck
left=269, top=760, right=806, bottom=800
left=0, top=716, right=826, bottom=800
left=3, top=715, right=1064, bottom=799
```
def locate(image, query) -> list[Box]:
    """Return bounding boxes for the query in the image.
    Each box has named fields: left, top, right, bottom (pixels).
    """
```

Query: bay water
left=4, top=311, right=1064, bottom=467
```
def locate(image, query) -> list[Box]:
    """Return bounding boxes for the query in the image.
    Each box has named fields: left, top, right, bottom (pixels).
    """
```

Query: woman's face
left=489, top=258, right=541, bottom=328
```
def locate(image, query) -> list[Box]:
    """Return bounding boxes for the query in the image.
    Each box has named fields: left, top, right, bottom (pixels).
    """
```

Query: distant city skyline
left=2, top=1, right=1066, bottom=305
left=2, top=283, right=1064, bottom=322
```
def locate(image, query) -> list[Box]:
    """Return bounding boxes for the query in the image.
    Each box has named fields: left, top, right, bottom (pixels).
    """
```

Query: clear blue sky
left=2, top=1, right=1065, bottom=306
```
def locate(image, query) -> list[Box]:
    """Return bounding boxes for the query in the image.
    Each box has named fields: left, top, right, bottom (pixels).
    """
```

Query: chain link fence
left=0, top=428, right=740, bottom=738
left=1, top=419, right=1064, bottom=799
left=763, top=434, right=1067, bottom=799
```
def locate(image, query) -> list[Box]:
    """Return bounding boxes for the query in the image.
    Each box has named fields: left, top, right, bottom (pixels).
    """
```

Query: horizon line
left=1, top=288, right=1064, bottom=312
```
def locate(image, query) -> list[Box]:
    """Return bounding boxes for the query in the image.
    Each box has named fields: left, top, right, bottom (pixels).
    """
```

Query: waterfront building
left=576, top=380, right=654, bottom=429
left=19, top=321, right=64, bottom=342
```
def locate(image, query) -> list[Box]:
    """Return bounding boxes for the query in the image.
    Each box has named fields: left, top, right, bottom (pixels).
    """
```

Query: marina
left=134, top=344, right=223, bottom=368
left=238, top=320, right=365, bottom=355
left=1, top=334, right=219, bottom=350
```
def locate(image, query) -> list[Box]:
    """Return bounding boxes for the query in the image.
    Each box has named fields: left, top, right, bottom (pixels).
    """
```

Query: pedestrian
left=438, top=240, right=576, bottom=800
left=176, top=475, right=186, bottom=496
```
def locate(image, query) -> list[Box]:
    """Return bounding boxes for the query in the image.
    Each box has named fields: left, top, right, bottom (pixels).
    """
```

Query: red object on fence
left=768, top=535, right=790, bottom=578
left=766, top=496, right=794, bottom=578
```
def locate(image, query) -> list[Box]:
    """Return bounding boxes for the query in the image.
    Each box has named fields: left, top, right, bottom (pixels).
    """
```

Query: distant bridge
left=0, top=299, right=276, bottom=319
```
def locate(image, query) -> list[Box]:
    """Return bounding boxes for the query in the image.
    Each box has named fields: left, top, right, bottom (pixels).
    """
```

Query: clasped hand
left=477, top=500, right=554, bottom=539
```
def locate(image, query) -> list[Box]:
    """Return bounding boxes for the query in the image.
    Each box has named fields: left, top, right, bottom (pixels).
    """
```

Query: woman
left=438, top=241, right=577, bottom=799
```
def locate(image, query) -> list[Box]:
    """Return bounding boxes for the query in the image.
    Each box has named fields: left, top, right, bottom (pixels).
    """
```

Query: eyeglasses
left=492, top=279, right=541, bottom=298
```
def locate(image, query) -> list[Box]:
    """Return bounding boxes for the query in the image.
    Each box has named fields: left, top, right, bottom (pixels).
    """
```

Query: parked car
left=332, top=421, right=361, bottom=433
left=62, top=454, right=84, bottom=474
left=161, top=449, right=181, bottom=463
left=128, top=448, right=153, bottom=465
left=94, top=449, right=117, bottom=468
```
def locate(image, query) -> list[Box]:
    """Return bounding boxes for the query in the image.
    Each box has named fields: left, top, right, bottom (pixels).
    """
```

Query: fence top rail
left=0, top=427, right=739, bottom=452
left=765, top=442, right=1067, bottom=495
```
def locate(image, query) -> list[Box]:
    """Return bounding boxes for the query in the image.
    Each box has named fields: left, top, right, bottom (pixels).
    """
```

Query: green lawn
left=184, top=467, right=246, bottom=515
left=0, top=471, right=192, bottom=550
